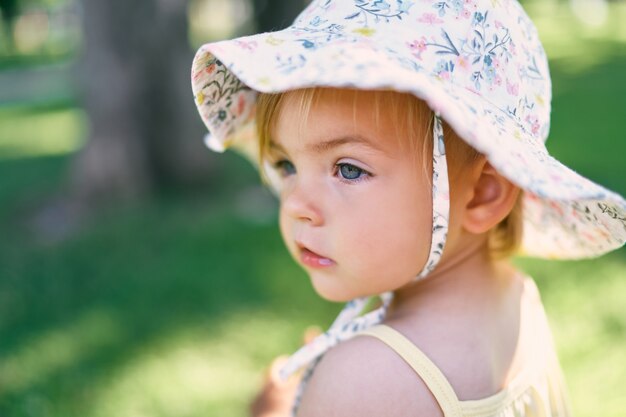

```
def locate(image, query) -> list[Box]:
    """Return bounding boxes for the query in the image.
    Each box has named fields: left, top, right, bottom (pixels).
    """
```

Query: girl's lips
left=299, top=247, right=335, bottom=268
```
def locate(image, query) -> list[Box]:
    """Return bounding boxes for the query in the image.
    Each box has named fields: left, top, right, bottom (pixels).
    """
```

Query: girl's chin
left=307, top=272, right=355, bottom=303
left=307, top=271, right=378, bottom=303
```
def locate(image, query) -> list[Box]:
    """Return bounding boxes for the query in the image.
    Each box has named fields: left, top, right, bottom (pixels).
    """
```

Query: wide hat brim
left=191, top=25, right=626, bottom=260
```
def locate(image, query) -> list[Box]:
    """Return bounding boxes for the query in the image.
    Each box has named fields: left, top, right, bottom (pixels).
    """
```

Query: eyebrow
left=269, top=134, right=384, bottom=154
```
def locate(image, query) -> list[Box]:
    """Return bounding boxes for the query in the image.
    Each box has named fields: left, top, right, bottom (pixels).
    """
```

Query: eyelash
left=271, top=159, right=372, bottom=184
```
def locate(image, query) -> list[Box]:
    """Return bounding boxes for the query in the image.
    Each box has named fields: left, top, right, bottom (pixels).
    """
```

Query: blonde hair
left=255, top=88, right=523, bottom=259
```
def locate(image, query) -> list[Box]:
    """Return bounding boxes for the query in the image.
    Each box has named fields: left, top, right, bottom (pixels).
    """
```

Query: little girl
left=190, top=1, right=626, bottom=416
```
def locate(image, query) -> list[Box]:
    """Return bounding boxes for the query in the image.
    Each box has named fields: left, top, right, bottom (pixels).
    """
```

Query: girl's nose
left=281, top=180, right=324, bottom=226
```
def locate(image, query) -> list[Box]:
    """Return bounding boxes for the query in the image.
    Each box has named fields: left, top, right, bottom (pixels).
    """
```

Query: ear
left=462, top=161, right=521, bottom=234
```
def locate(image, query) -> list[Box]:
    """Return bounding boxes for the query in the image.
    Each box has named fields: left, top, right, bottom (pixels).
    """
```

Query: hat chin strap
left=279, top=114, right=450, bottom=412
left=415, top=112, right=450, bottom=280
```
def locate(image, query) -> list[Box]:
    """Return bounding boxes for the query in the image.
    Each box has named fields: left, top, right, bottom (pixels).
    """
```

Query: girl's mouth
left=299, top=247, right=335, bottom=268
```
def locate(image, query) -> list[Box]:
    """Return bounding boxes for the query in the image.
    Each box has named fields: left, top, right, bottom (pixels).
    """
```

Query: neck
left=385, top=237, right=519, bottom=321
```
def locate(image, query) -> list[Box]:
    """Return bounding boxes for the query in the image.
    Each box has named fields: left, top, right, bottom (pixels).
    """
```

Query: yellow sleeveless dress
left=355, top=280, right=572, bottom=417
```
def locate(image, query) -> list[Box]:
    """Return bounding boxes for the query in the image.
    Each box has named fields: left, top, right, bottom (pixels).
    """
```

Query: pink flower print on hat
left=407, top=36, right=428, bottom=60
left=418, top=12, right=444, bottom=25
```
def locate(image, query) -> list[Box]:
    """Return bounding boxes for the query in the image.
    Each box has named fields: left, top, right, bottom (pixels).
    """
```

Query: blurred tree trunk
left=69, top=0, right=307, bottom=207
left=0, top=0, right=19, bottom=50
left=69, top=0, right=214, bottom=205
left=252, top=0, right=305, bottom=31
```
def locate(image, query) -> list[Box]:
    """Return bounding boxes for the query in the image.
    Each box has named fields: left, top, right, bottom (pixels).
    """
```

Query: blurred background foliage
left=0, top=0, right=624, bottom=416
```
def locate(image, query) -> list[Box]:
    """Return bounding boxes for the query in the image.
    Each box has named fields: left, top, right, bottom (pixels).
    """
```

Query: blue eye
left=337, top=163, right=368, bottom=181
left=273, top=159, right=296, bottom=177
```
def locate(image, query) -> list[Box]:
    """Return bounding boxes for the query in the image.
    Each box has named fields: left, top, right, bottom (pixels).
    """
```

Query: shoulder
left=296, top=332, right=444, bottom=417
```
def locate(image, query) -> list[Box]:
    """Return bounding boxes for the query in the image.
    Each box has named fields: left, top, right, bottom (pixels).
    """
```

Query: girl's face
left=267, top=89, right=436, bottom=302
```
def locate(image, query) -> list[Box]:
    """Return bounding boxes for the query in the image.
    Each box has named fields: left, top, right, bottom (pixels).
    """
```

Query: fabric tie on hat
left=278, top=114, right=450, bottom=414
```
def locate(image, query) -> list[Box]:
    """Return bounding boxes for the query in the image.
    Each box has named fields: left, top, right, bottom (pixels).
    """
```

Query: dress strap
left=355, top=324, right=464, bottom=417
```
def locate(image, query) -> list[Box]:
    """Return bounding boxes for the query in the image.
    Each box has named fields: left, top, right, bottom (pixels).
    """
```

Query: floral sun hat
left=191, top=0, right=626, bottom=411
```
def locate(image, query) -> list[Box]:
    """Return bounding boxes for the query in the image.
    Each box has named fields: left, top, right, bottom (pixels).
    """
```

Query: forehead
left=269, top=88, right=431, bottom=156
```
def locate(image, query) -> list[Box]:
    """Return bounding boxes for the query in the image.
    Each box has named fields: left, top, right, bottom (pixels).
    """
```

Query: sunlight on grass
left=90, top=310, right=308, bottom=417
left=0, top=309, right=124, bottom=395
left=0, top=107, right=86, bottom=159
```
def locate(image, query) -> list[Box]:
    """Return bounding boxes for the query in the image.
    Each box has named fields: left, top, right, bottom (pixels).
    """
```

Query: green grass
left=547, top=51, right=626, bottom=196
left=0, top=104, right=85, bottom=160
left=1, top=3, right=626, bottom=416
